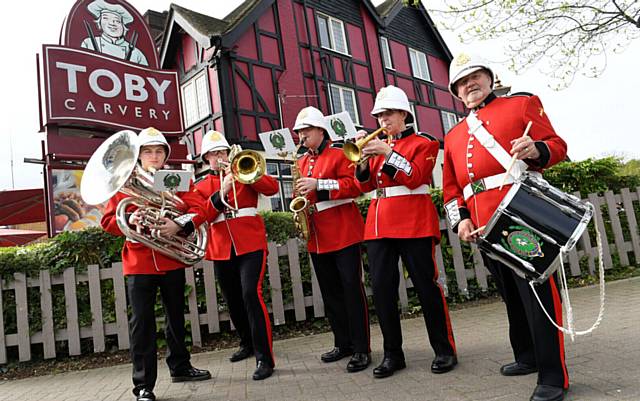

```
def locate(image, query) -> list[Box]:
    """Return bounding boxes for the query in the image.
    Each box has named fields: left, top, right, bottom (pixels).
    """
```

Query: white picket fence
left=1, top=188, right=638, bottom=363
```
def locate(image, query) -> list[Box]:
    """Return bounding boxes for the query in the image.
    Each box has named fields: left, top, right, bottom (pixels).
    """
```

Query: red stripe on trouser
left=431, top=242, right=457, bottom=355
left=357, top=251, right=371, bottom=352
left=548, top=275, right=569, bottom=389
left=257, top=249, right=274, bottom=365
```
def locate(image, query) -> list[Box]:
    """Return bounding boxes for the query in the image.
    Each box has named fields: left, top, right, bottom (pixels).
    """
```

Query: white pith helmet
left=448, top=52, right=495, bottom=99
left=370, top=85, right=414, bottom=124
left=138, top=127, right=170, bottom=161
left=293, top=106, right=329, bottom=132
left=200, top=130, right=231, bottom=160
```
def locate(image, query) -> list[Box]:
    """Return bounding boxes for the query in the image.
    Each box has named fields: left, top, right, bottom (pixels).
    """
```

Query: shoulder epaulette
left=330, top=142, right=344, bottom=148
left=194, top=174, right=208, bottom=184
left=508, top=91, right=534, bottom=97
left=417, top=132, right=438, bottom=142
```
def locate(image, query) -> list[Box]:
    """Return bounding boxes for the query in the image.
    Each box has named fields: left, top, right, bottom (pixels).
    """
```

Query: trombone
left=343, top=127, right=387, bottom=165
left=218, top=144, right=266, bottom=210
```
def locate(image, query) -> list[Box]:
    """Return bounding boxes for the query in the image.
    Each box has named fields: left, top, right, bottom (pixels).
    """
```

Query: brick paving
left=1, top=277, right=637, bottom=401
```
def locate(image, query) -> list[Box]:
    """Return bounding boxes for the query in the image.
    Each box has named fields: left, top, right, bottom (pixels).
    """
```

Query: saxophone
left=289, top=143, right=311, bottom=240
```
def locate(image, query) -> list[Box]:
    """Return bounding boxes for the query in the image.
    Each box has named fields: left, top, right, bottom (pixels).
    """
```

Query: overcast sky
left=1, top=0, right=637, bottom=191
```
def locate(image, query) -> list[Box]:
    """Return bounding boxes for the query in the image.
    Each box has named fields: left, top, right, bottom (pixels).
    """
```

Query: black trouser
left=127, top=269, right=191, bottom=395
left=483, top=256, right=569, bottom=389
left=215, top=249, right=274, bottom=367
left=311, top=244, right=370, bottom=354
left=366, top=237, right=456, bottom=360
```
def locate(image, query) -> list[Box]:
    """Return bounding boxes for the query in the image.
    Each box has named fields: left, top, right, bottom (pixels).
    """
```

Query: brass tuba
left=80, top=130, right=208, bottom=265
left=343, top=127, right=387, bottom=164
left=289, top=142, right=311, bottom=240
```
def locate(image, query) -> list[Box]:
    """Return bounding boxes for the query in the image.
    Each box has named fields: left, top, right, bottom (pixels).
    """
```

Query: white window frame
left=380, top=37, right=393, bottom=70
left=181, top=71, right=210, bottom=128
left=316, top=13, right=350, bottom=56
left=441, top=110, right=459, bottom=134
left=409, top=48, right=431, bottom=81
left=328, top=83, right=360, bottom=125
left=409, top=103, right=419, bottom=131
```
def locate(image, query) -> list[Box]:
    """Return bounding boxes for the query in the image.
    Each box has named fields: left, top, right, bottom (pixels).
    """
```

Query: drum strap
left=466, top=112, right=527, bottom=179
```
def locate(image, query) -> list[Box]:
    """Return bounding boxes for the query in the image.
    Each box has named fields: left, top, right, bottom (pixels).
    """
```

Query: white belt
left=315, top=198, right=354, bottom=212
left=462, top=172, right=542, bottom=200
left=369, top=184, right=429, bottom=199
left=213, top=207, right=257, bottom=224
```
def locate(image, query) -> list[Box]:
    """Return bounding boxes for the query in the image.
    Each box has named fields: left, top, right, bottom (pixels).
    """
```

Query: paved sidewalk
left=1, top=277, right=638, bottom=401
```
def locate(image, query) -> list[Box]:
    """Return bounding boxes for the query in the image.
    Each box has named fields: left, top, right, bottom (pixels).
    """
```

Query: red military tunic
left=355, top=128, right=441, bottom=241
left=194, top=173, right=279, bottom=260
left=296, top=140, right=364, bottom=253
left=442, top=93, right=567, bottom=230
left=101, top=184, right=207, bottom=275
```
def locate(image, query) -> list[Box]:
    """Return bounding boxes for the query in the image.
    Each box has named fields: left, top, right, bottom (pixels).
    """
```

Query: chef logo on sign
left=80, top=0, right=148, bottom=65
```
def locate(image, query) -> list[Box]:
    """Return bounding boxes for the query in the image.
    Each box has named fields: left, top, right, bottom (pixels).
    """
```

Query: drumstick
left=499, top=121, right=533, bottom=190
left=469, top=225, right=486, bottom=236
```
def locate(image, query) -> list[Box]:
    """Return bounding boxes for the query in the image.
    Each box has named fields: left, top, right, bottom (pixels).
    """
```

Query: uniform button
left=378, top=180, right=383, bottom=184
left=467, top=163, right=472, bottom=168
left=486, top=120, right=490, bottom=125
left=469, top=136, right=474, bottom=141
left=390, top=143, right=395, bottom=148
left=307, top=172, right=312, bottom=177
left=467, top=153, right=472, bottom=158
left=377, top=172, right=382, bottom=177
left=469, top=173, right=475, bottom=179
left=468, top=144, right=473, bottom=149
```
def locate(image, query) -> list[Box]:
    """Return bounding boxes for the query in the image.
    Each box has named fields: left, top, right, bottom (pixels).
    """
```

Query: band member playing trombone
left=442, top=53, right=568, bottom=401
left=354, top=86, right=457, bottom=378
left=100, top=127, right=211, bottom=401
left=194, top=130, right=278, bottom=380
left=293, top=107, right=371, bottom=372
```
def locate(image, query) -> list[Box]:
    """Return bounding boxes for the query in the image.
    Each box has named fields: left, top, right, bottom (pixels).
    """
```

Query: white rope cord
left=530, top=220, right=606, bottom=341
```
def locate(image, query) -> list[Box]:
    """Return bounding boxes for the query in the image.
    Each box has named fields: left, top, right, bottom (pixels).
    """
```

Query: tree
left=431, top=1, right=640, bottom=89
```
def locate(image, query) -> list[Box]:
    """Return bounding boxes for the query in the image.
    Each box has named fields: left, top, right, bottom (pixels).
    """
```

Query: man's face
left=139, top=145, right=166, bottom=171
left=204, top=149, right=229, bottom=170
left=375, top=109, right=407, bottom=135
left=296, top=126, right=325, bottom=151
left=455, top=70, right=493, bottom=109
left=100, top=12, right=124, bottom=38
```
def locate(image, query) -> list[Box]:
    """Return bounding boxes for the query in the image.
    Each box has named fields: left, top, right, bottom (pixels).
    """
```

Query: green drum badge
left=501, top=225, right=544, bottom=259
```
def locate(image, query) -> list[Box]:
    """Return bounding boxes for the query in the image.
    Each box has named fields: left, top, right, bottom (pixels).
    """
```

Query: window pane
left=409, top=50, right=419, bottom=78
left=280, top=163, right=292, bottom=177
left=342, top=89, right=357, bottom=124
left=418, top=53, right=430, bottom=80
left=317, top=16, right=331, bottom=48
left=182, top=82, right=196, bottom=126
left=266, top=162, right=278, bottom=176
left=270, top=195, right=283, bottom=212
left=381, top=38, right=392, bottom=69
left=330, top=19, right=346, bottom=53
left=330, top=85, right=343, bottom=113
left=282, top=181, right=294, bottom=200
left=195, top=74, right=209, bottom=119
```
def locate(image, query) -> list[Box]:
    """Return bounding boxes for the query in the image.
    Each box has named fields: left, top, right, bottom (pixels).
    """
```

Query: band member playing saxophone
left=100, top=127, right=211, bottom=401
left=194, top=130, right=278, bottom=380
left=293, top=107, right=371, bottom=372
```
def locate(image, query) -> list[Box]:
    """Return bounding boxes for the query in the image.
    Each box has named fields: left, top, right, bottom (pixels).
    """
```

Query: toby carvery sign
left=41, top=0, right=183, bottom=134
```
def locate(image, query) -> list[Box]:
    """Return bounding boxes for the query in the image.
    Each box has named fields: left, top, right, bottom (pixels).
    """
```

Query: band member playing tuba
left=293, top=107, right=371, bottom=372
left=443, top=53, right=568, bottom=401
left=354, top=86, right=457, bottom=378
left=194, top=130, right=278, bottom=380
left=100, top=127, right=211, bottom=401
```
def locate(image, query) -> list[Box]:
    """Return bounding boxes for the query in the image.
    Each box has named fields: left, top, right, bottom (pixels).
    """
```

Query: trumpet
left=343, top=127, right=387, bottom=164
left=218, top=144, right=266, bottom=210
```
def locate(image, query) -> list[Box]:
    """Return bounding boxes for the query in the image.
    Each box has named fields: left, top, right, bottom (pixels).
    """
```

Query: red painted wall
left=181, top=33, right=197, bottom=72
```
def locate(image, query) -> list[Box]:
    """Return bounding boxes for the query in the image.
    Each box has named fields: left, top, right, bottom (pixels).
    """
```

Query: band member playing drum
left=293, top=106, right=371, bottom=372
left=354, top=86, right=457, bottom=378
left=194, top=130, right=278, bottom=380
left=442, top=53, right=568, bottom=401
left=100, top=128, right=211, bottom=401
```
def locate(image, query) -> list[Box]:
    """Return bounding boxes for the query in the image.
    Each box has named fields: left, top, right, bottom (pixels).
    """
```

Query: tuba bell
left=80, top=130, right=208, bottom=265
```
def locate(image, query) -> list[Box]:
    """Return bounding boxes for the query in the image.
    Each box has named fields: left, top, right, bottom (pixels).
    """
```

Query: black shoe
left=136, top=389, right=156, bottom=401
left=346, top=353, right=371, bottom=373
left=372, top=357, right=406, bottom=378
left=431, top=355, right=458, bottom=374
left=530, top=384, right=565, bottom=401
left=229, top=346, right=254, bottom=362
left=500, top=361, right=538, bottom=376
left=320, top=347, right=353, bottom=363
left=171, top=367, right=212, bottom=383
left=252, top=361, right=274, bottom=380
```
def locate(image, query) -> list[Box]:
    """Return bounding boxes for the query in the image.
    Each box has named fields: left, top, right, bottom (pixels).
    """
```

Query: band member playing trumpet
left=194, top=130, right=278, bottom=380
left=100, top=127, right=211, bottom=401
left=442, top=53, right=568, bottom=401
left=354, top=86, right=457, bottom=378
left=293, top=107, right=371, bottom=372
